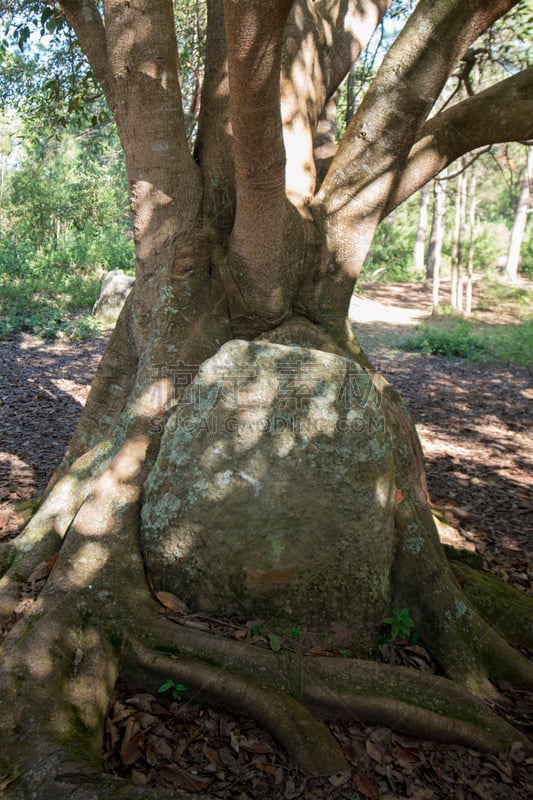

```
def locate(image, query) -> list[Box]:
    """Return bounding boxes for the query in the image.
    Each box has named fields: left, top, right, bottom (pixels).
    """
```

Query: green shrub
left=361, top=199, right=420, bottom=283
left=406, top=321, right=485, bottom=360
left=0, top=121, right=133, bottom=340
left=402, top=318, right=533, bottom=367
left=0, top=256, right=116, bottom=339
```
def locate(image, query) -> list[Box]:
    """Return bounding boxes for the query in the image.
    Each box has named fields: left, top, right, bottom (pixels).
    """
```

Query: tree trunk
left=427, top=175, right=447, bottom=314
left=457, top=167, right=468, bottom=312
left=505, top=146, right=532, bottom=281
left=2, top=1, right=533, bottom=796
left=450, top=166, right=467, bottom=311
left=465, top=171, right=477, bottom=316
left=414, top=183, right=430, bottom=274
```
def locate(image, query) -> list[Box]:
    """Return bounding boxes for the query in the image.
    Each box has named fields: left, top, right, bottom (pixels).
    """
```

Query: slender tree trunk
left=465, top=172, right=477, bottom=316
left=414, top=183, right=430, bottom=274
left=427, top=175, right=447, bottom=314
left=457, top=168, right=468, bottom=312
left=450, top=165, right=466, bottom=310
left=505, top=146, right=532, bottom=281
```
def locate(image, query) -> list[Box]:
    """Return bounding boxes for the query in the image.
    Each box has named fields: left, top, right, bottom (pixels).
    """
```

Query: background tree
left=426, top=173, right=448, bottom=313
left=1, top=2, right=533, bottom=797
left=414, top=182, right=430, bottom=275
left=505, top=145, right=533, bottom=281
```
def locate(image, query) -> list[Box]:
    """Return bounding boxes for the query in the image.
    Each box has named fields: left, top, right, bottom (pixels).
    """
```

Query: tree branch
left=321, top=0, right=521, bottom=221
left=295, top=0, right=521, bottom=327
left=281, top=1, right=391, bottom=203
left=222, top=0, right=309, bottom=334
left=57, top=1, right=113, bottom=106
left=316, top=0, right=392, bottom=99
left=385, top=67, right=533, bottom=214
left=194, top=0, right=235, bottom=235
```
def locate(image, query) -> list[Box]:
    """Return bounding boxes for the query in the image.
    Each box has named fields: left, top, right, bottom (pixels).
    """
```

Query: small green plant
left=291, top=626, right=302, bottom=639
left=382, top=607, right=415, bottom=641
left=267, top=632, right=283, bottom=652
left=69, top=314, right=104, bottom=340
left=338, top=648, right=354, bottom=658
left=251, top=623, right=264, bottom=636
left=158, top=679, right=187, bottom=701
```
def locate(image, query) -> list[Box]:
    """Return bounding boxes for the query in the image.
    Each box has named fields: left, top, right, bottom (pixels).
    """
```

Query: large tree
left=1, top=1, right=533, bottom=797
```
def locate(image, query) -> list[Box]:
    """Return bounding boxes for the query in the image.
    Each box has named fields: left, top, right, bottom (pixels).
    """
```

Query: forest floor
left=0, top=279, right=532, bottom=799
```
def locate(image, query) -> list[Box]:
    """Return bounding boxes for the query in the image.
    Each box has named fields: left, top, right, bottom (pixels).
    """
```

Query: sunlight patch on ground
left=349, top=296, right=428, bottom=326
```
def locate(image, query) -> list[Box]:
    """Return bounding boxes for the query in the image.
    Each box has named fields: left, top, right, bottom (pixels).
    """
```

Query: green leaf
left=158, top=680, right=175, bottom=693
left=267, top=633, right=282, bottom=652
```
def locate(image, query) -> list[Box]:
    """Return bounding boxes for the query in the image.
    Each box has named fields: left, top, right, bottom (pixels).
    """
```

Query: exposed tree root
left=126, top=639, right=349, bottom=776
left=450, top=561, right=533, bottom=650
left=394, top=494, right=533, bottom=694
left=0, top=441, right=115, bottom=617
left=1, top=330, right=532, bottom=798
left=3, top=574, right=528, bottom=798
left=126, top=615, right=529, bottom=755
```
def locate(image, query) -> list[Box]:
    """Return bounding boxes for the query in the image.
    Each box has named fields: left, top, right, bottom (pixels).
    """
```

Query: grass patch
left=477, top=278, right=533, bottom=311
left=401, top=317, right=533, bottom=367
left=0, top=259, right=120, bottom=340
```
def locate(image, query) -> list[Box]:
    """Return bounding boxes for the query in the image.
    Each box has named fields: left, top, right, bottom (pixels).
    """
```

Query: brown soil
left=351, top=280, right=533, bottom=595
left=1, top=282, right=532, bottom=799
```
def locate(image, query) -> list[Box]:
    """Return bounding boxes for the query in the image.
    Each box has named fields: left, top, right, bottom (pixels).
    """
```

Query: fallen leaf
left=239, top=738, right=275, bottom=755
left=353, top=771, right=380, bottom=800
left=111, top=702, right=137, bottom=725
left=158, top=764, right=212, bottom=792
left=0, top=772, right=22, bottom=791
left=307, top=645, right=334, bottom=656
left=47, top=551, right=59, bottom=571
left=203, top=744, right=219, bottom=765
left=155, top=590, right=189, bottom=614
left=284, top=777, right=307, bottom=798
left=120, top=729, right=144, bottom=768
left=125, top=694, right=155, bottom=712
left=391, top=744, right=420, bottom=765
left=365, top=738, right=385, bottom=764
left=130, top=768, right=149, bottom=786
left=255, top=763, right=279, bottom=776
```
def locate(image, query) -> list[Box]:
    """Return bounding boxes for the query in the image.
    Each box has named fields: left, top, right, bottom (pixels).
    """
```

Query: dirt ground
left=0, top=280, right=532, bottom=798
